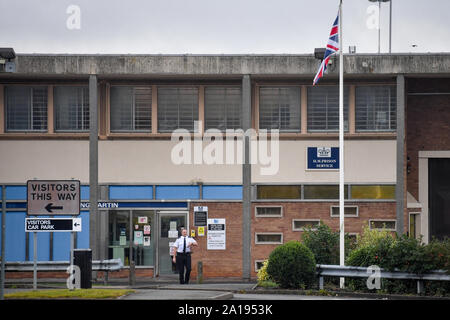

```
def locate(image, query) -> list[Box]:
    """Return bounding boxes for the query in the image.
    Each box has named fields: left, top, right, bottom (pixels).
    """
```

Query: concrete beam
left=396, top=75, right=405, bottom=235
left=7, top=54, right=450, bottom=77
left=89, top=75, right=99, bottom=260
left=242, top=74, right=251, bottom=281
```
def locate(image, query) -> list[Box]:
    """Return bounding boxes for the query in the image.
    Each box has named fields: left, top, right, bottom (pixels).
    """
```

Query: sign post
left=26, top=180, right=81, bottom=290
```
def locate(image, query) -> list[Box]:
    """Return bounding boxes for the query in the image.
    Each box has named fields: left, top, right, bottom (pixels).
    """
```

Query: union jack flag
left=313, top=12, right=340, bottom=85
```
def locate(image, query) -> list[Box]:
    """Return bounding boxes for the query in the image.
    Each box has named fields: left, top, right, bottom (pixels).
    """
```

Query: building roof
left=1, top=53, right=449, bottom=79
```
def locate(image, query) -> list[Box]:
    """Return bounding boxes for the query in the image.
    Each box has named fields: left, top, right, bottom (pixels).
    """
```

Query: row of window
left=255, top=219, right=397, bottom=244
left=255, top=205, right=359, bottom=218
left=253, top=219, right=397, bottom=245
left=256, top=184, right=395, bottom=200
left=2, top=84, right=396, bottom=133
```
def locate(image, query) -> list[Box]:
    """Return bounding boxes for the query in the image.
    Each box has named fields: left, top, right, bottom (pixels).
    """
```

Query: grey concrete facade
left=3, top=53, right=449, bottom=78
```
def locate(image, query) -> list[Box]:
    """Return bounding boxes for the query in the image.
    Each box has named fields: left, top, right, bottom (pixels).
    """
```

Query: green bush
left=302, top=224, right=339, bottom=265
left=346, top=226, right=450, bottom=296
left=301, top=223, right=356, bottom=265
left=266, top=240, right=316, bottom=289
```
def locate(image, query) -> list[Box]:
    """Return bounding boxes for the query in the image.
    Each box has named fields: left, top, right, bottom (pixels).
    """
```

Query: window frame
left=204, top=86, right=242, bottom=131
left=4, top=85, right=48, bottom=132
left=255, top=206, right=283, bottom=218
left=53, top=85, right=90, bottom=132
left=109, top=85, right=153, bottom=133
left=330, top=205, right=359, bottom=218
left=258, top=86, right=301, bottom=133
left=355, top=85, right=397, bottom=132
left=157, top=86, right=199, bottom=133
left=368, top=219, right=397, bottom=231
left=255, top=232, right=283, bottom=245
left=306, top=85, right=350, bottom=132
left=292, top=219, right=321, bottom=231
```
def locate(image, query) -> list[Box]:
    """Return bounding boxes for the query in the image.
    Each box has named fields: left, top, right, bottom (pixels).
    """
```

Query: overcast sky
left=1, top=0, right=449, bottom=54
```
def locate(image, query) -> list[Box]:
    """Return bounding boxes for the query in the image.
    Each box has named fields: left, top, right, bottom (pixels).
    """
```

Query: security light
left=314, top=48, right=326, bottom=60
left=0, top=48, right=16, bottom=60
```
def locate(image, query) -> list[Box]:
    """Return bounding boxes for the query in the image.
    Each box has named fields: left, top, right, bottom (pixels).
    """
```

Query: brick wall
left=406, top=78, right=450, bottom=200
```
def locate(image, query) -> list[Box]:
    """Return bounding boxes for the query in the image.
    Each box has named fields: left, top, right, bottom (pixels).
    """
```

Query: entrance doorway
left=157, top=212, right=188, bottom=276
left=429, top=158, right=450, bottom=240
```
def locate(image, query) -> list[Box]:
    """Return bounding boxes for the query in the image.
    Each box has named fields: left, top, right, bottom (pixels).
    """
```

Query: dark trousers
left=176, top=253, right=191, bottom=284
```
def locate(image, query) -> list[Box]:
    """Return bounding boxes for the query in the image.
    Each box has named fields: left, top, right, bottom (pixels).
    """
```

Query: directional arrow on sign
left=45, top=203, right=64, bottom=213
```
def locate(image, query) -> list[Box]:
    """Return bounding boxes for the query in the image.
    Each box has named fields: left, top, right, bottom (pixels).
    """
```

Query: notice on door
left=207, top=218, right=226, bottom=250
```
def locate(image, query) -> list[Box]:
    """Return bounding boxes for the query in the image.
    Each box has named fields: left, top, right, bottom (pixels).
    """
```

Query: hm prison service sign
left=307, top=147, right=339, bottom=170
left=27, top=180, right=80, bottom=216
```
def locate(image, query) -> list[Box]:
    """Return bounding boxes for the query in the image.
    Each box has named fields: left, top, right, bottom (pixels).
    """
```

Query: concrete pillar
left=89, top=75, right=99, bottom=260
left=396, top=75, right=405, bottom=236
left=242, top=75, right=252, bottom=280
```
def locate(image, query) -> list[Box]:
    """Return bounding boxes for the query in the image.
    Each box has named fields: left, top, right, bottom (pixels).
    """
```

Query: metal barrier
left=316, top=264, right=450, bottom=294
left=3, top=259, right=123, bottom=272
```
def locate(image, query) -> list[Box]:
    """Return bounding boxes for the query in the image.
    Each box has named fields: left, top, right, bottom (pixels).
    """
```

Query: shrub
left=266, top=240, right=316, bottom=289
left=302, top=222, right=360, bottom=266
left=257, top=259, right=271, bottom=282
left=302, top=224, right=339, bottom=265
left=346, top=227, right=450, bottom=296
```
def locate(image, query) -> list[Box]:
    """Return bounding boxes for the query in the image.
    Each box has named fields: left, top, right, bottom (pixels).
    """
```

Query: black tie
left=183, top=237, right=186, bottom=254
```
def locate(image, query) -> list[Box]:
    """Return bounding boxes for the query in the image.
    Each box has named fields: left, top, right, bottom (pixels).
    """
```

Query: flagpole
left=339, top=0, right=345, bottom=289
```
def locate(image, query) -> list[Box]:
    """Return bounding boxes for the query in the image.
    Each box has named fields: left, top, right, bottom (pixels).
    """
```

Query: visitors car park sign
left=25, top=217, right=82, bottom=232
left=27, top=180, right=80, bottom=216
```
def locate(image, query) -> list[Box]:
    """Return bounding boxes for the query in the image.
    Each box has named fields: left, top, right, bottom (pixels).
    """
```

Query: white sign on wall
left=207, top=218, right=226, bottom=250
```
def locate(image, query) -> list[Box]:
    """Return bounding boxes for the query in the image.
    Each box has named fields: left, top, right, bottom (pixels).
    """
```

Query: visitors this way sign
left=27, top=180, right=80, bottom=216
left=25, top=218, right=82, bottom=232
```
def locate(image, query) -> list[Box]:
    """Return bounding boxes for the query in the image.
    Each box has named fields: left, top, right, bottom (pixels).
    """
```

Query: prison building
left=0, top=53, right=449, bottom=280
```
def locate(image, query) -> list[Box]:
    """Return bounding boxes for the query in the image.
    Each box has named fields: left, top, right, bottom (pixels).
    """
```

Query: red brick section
left=6, top=201, right=395, bottom=280
left=188, top=202, right=244, bottom=280
left=406, top=78, right=450, bottom=201
left=251, top=201, right=395, bottom=278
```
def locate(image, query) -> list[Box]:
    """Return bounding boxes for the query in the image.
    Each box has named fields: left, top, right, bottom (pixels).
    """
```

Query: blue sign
left=307, top=147, right=339, bottom=170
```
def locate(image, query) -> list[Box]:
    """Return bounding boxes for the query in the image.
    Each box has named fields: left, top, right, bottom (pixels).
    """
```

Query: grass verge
left=5, top=289, right=134, bottom=299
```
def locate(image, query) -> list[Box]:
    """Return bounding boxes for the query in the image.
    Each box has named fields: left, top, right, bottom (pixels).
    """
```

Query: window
left=369, top=220, right=396, bottom=231
left=255, top=206, right=283, bottom=217
left=292, top=220, right=320, bottom=231
left=5, top=86, right=47, bottom=131
left=259, top=87, right=301, bottom=132
left=205, top=87, right=241, bottom=131
left=110, top=86, right=152, bottom=132
left=158, top=87, right=198, bottom=132
left=257, top=185, right=301, bottom=200
left=307, top=86, right=349, bottom=132
left=255, top=260, right=265, bottom=271
left=54, top=86, right=89, bottom=131
left=330, top=206, right=358, bottom=217
left=108, top=210, right=155, bottom=266
left=304, top=185, right=349, bottom=200
left=355, top=86, right=396, bottom=131
left=255, top=233, right=283, bottom=244
left=350, top=185, right=395, bottom=200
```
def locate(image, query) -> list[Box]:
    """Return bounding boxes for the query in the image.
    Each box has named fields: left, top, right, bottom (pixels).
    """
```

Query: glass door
left=157, top=212, right=188, bottom=275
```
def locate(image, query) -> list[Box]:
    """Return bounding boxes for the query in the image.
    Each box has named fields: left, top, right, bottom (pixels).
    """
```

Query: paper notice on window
left=138, top=216, right=148, bottom=224
left=168, top=230, right=178, bottom=238
left=144, top=236, right=151, bottom=247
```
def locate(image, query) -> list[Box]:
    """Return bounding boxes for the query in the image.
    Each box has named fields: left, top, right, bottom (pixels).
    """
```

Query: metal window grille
left=355, top=86, right=396, bottom=131
left=259, top=87, right=300, bottom=132
left=307, top=86, right=349, bottom=132
left=158, top=87, right=198, bottom=132
left=5, top=86, right=47, bottom=131
left=204, top=87, right=242, bottom=131
left=54, top=86, right=89, bottom=131
left=110, top=86, right=152, bottom=132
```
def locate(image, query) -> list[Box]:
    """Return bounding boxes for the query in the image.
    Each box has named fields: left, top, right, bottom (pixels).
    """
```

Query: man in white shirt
left=172, top=228, right=198, bottom=284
